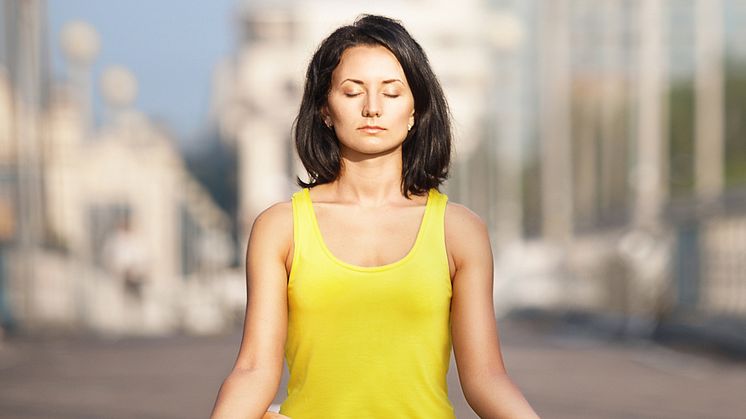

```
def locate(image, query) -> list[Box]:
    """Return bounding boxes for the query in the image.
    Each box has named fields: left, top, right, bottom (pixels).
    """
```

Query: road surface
left=0, top=317, right=744, bottom=418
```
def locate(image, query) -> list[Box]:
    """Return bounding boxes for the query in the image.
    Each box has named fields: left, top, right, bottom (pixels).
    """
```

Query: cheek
left=398, top=95, right=415, bottom=116
left=327, top=101, right=358, bottom=125
left=394, top=102, right=415, bottom=122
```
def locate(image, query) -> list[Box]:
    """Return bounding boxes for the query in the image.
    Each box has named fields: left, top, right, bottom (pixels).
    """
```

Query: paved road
left=0, top=317, right=744, bottom=419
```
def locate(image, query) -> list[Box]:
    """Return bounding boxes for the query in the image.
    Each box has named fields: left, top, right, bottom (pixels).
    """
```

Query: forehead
left=332, top=44, right=407, bottom=82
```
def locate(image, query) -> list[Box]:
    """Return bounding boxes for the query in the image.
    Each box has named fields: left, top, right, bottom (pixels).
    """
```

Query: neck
left=329, top=151, right=408, bottom=207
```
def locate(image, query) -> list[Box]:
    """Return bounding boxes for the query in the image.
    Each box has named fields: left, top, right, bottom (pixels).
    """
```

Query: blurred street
left=1, top=316, right=744, bottom=419
left=2, top=2, right=746, bottom=418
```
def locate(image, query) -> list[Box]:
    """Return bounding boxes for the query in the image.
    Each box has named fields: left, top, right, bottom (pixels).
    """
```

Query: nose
left=362, top=94, right=381, bottom=118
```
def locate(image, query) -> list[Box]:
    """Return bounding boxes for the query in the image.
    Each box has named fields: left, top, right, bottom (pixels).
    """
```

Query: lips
left=358, top=125, right=386, bottom=133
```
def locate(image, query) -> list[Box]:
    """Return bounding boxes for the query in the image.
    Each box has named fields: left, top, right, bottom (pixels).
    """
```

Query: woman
left=210, top=14, right=540, bottom=419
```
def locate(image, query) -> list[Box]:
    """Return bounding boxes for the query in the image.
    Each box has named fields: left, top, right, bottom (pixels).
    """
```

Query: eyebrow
left=340, top=78, right=405, bottom=86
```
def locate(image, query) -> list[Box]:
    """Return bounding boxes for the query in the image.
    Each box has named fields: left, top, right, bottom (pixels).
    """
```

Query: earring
left=407, top=123, right=413, bottom=131
left=325, top=119, right=333, bottom=128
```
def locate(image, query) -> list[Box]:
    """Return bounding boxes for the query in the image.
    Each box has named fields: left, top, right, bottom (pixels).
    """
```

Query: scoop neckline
left=304, top=187, right=434, bottom=272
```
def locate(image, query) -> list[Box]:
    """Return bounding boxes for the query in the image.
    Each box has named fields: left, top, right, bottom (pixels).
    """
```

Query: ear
left=321, top=105, right=333, bottom=127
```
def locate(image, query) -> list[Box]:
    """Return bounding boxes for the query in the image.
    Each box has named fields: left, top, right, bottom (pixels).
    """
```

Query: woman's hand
left=262, top=411, right=291, bottom=419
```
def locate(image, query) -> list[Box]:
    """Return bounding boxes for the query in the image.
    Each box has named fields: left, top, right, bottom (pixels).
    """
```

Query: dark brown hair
left=293, top=14, right=452, bottom=198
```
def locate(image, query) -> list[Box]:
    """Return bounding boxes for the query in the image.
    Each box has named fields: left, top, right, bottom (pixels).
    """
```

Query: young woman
left=210, top=14, right=540, bottom=419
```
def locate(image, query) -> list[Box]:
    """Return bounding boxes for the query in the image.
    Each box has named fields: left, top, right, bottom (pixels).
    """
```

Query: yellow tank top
left=279, top=187, right=456, bottom=419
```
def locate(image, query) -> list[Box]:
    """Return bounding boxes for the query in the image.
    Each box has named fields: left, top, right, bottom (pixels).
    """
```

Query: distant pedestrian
left=211, top=14, right=540, bottom=419
left=102, top=218, right=149, bottom=331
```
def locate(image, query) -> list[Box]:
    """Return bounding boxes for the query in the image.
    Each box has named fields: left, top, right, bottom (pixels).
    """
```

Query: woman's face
left=322, top=44, right=415, bottom=155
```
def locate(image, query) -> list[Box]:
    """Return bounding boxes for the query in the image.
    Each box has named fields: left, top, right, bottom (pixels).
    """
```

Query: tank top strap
left=290, top=187, right=318, bottom=264
left=417, top=187, right=449, bottom=260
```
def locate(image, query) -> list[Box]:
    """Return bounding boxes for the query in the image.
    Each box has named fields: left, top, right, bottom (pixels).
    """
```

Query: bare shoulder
left=253, top=199, right=293, bottom=228
left=251, top=199, right=293, bottom=235
left=444, top=201, right=489, bottom=240
left=444, top=201, right=492, bottom=271
left=248, top=198, right=294, bottom=261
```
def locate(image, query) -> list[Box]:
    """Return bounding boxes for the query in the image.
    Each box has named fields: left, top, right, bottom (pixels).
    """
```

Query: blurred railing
left=669, top=187, right=746, bottom=319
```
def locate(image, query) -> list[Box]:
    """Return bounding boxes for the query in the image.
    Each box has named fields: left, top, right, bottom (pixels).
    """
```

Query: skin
left=210, top=45, right=540, bottom=419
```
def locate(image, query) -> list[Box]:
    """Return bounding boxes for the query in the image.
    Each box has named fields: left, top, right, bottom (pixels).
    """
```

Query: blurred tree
left=184, top=127, right=237, bottom=217
left=522, top=148, right=542, bottom=238
left=183, top=126, right=239, bottom=265
left=725, top=60, right=746, bottom=187
left=668, top=79, right=696, bottom=198
left=669, top=59, right=746, bottom=197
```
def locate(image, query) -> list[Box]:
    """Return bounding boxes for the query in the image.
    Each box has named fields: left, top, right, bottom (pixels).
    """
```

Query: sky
left=44, top=0, right=746, bottom=148
left=47, top=0, right=240, bottom=147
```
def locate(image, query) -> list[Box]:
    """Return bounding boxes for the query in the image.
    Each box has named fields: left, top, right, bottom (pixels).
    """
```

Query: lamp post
left=59, top=20, right=99, bottom=330
left=694, top=0, right=725, bottom=207
left=634, top=0, right=667, bottom=230
left=100, top=65, right=138, bottom=135
left=11, top=0, right=46, bottom=331
left=60, top=20, right=100, bottom=137
left=485, top=9, right=525, bottom=250
left=538, top=0, right=573, bottom=245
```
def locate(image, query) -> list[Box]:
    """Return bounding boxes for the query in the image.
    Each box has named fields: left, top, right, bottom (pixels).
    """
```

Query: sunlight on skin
left=321, top=44, right=415, bottom=159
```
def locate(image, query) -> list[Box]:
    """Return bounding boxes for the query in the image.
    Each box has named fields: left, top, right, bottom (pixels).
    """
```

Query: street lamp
left=60, top=21, right=100, bottom=134
left=485, top=10, right=524, bottom=249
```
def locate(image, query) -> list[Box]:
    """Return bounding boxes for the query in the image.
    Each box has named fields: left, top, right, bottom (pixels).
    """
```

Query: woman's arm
left=210, top=203, right=292, bottom=419
left=447, top=203, right=541, bottom=419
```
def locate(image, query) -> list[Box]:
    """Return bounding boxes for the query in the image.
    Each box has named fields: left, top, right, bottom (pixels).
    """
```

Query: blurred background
left=1, top=0, right=746, bottom=418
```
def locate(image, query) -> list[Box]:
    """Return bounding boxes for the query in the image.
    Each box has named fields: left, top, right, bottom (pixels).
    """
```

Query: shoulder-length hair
left=293, top=14, right=452, bottom=198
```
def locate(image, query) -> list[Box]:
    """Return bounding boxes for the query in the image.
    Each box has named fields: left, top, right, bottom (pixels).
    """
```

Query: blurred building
left=0, top=3, right=239, bottom=337
left=212, top=0, right=746, bottom=339
left=3, top=0, right=744, bottom=343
